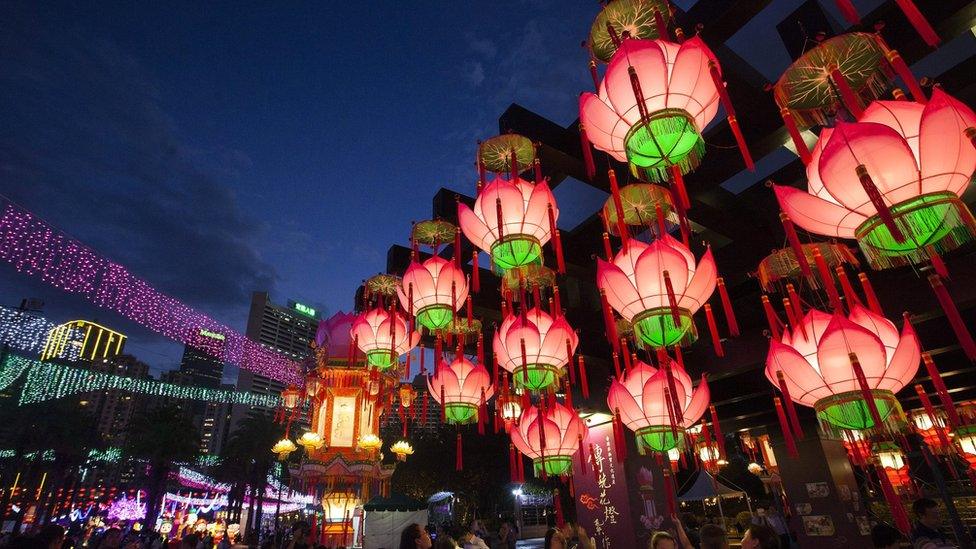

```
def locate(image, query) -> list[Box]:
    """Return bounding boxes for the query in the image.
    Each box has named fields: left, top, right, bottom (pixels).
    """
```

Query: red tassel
left=554, top=489, right=564, bottom=527
left=577, top=435, right=587, bottom=475
left=926, top=246, right=950, bottom=279
left=834, top=0, right=860, bottom=24
left=441, top=387, right=447, bottom=422
left=850, top=352, right=884, bottom=428
left=612, top=351, right=622, bottom=378
left=454, top=227, right=462, bottom=268
left=830, top=67, right=864, bottom=119
left=835, top=266, right=862, bottom=309
left=566, top=339, right=576, bottom=385
left=662, top=363, right=684, bottom=426
left=534, top=157, right=544, bottom=185
left=405, top=350, right=412, bottom=380
left=607, top=169, right=630, bottom=243
left=663, top=270, right=682, bottom=327
left=812, top=247, right=843, bottom=312
left=894, top=0, right=940, bottom=47
left=476, top=333, right=484, bottom=367
left=716, top=277, right=739, bottom=336
left=709, top=404, right=726, bottom=458
left=478, top=391, right=486, bottom=435
left=579, top=125, right=596, bottom=179
left=704, top=304, right=724, bottom=357
left=588, top=59, right=600, bottom=91
left=780, top=107, right=812, bottom=165
left=553, top=229, right=566, bottom=274
left=669, top=165, right=691, bottom=210
left=915, top=385, right=952, bottom=449
left=876, top=463, right=912, bottom=535
left=928, top=274, right=976, bottom=361
left=600, top=289, right=620, bottom=352
left=495, top=197, right=505, bottom=241
left=786, top=285, right=807, bottom=339
left=471, top=251, right=480, bottom=293
left=708, top=60, right=753, bottom=170
left=510, top=444, right=518, bottom=482
left=612, top=410, right=627, bottom=460
left=422, top=392, right=429, bottom=422
left=885, top=49, right=927, bottom=103
left=578, top=355, right=589, bottom=399
left=456, top=432, right=463, bottom=471
left=663, top=470, right=677, bottom=517
left=655, top=202, right=668, bottom=237
left=782, top=297, right=799, bottom=333
left=774, top=397, right=799, bottom=458
left=602, top=232, right=614, bottom=261
left=779, top=212, right=813, bottom=279
left=621, top=338, right=633, bottom=371
left=922, top=352, right=961, bottom=429
left=857, top=273, right=884, bottom=316
left=653, top=9, right=668, bottom=40
left=776, top=371, right=804, bottom=440
left=673, top=344, right=685, bottom=370
left=761, top=295, right=782, bottom=339
left=553, top=285, right=562, bottom=314
left=857, top=165, right=904, bottom=242
left=419, top=343, right=426, bottom=374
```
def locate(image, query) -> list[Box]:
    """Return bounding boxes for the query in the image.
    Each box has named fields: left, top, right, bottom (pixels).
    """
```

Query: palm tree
left=215, top=411, right=283, bottom=537
left=125, top=404, right=200, bottom=527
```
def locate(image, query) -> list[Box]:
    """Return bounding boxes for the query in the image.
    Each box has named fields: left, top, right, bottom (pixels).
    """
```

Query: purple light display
left=0, top=200, right=301, bottom=384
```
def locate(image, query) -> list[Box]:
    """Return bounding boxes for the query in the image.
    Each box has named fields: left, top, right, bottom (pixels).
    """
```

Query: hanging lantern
left=390, top=440, right=415, bottom=462
left=607, top=359, right=709, bottom=453
left=398, top=256, right=469, bottom=331
left=458, top=175, right=558, bottom=273
left=271, top=438, right=297, bottom=461
left=350, top=307, right=419, bottom=370
left=908, top=408, right=952, bottom=455
left=281, top=386, right=302, bottom=409
left=494, top=308, right=578, bottom=391
left=842, top=430, right=872, bottom=466
left=399, top=383, right=417, bottom=407
left=298, top=431, right=325, bottom=452
left=765, top=305, right=920, bottom=432
left=698, top=441, right=725, bottom=475
left=774, top=90, right=976, bottom=270
left=318, top=312, right=358, bottom=364
left=601, top=183, right=676, bottom=237
left=597, top=234, right=716, bottom=348
left=874, top=442, right=911, bottom=490
left=497, top=389, right=523, bottom=424
left=587, top=0, right=672, bottom=63
left=357, top=434, right=383, bottom=453
left=365, top=274, right=401, bottom=299
left=956, top=425, right=976, bottom=468
left=747, top=462, right=764, bottom=476
left=305, top=370, right=325, bottom=399
left=411, top=219, right=458, bottom=249
left=581, top=35, right=751, bottom=183
left=510, top=402, right=588, bottom=477
left=427, top=357, right=494, bottom=425
left=755, top=242, right=858, bottom=293
left=321, top=492, right=360, bottom=523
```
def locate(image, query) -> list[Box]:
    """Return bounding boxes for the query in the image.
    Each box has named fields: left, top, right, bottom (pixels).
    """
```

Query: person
left=179, top=533, right=199, bottom=549
left=559, top=521, right=594, bottom=549
left=457, top=527, right=489, bottom=549
left=872, top=523, right=903, bottom=549
left=498, top=522, right=517, bottom=549
left=34, top=524, right=66, bottom=549
left=740, top=524, right=779, bottom=549
left=99, top=528, right=123, bottom=549
left=700, top=523, right=729, bottom=549
left=400, top=523, right=433, bottom=549
left=470, top=519, right=487, bottom=540
left=545, top=527, right=566, bottom=549
left=649, top=531, right=678, bottom=549
left=752, top=505, right=789, bottom=549
left=287, top=521, right=311, bottom=549
left=911, top=498, right=955, bottom=548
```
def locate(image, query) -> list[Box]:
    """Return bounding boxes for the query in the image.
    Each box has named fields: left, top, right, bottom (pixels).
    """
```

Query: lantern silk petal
left=860, top=101, right=923, bottom=158
left=605, top=39, right=669, bottom=127
left=877, top=319, right=921, bottom=392
left=816, top=314, right=888, bottom=393
left=608, top=377, right=647, bottom=429
left=668, top=37, right=721, bottom=129
left=679, top=246, right=717, bottom=313
left=787, top=309, right=836, bottom=360
left=806, top=127, right=839, bottom=203
left=682, top=375, right=711, bottom=428
left=400, top=261, right=437, bottom=310
left=660, top=234, right=696, bottom=277
left=848, top=305, right=900, bottom=355
left=523, top=181, right=557, bottom=245
left=505, top=316, right=542, bottom=365
left=458, top=203, right=494, bottom=252
left=634, top=240, right=690, bottom=310
left=773, top=184, right=864, bottom=239
left=919, top=88, right=976, bottom=196
left=539, top=314, right=576, bottom=367
left=640, top=368, right=675, bottom=426
left=431, top=257, right=468, bottom=310
left=819, top=121, right=920, bottom=213
left=580, top=93, right=628, bottom=162
left=597, top=258, right=645, bottom=321
left=766, top=340, right=831, bottom=406
left=459, top=364, right=494, bottom=403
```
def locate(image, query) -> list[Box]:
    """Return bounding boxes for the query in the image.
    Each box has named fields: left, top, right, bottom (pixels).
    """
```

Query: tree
left=215, top=411, right=283, bottom=536
left=125, top=404, right=200, bottom=527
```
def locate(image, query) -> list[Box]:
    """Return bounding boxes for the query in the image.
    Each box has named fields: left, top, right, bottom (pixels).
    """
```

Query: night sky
left=0, top=0, right=902, bottom=377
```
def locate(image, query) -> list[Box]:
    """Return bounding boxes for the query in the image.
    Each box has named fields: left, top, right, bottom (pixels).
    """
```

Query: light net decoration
left=0, top=200, right=301, bottom=384
left=0, top=306, right=57, bottom=356
left=4, top=355, right=280, bottom=407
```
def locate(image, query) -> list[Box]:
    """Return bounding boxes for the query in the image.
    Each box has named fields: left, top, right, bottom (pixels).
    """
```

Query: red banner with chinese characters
left=572, top=422, right=638, bottom=548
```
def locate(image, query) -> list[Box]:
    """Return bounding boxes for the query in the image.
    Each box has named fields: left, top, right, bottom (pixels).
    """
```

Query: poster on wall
left=801, top=515, right=836, bottom=536
left=572, top=422, right=637, bottom=549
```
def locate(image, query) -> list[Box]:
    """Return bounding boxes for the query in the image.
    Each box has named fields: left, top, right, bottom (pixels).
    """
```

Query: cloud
left=0, top=13, right=277, bottom=330
left=463, top=61, right=486, bottom=87
left=466, top=34, right=498, bottom=59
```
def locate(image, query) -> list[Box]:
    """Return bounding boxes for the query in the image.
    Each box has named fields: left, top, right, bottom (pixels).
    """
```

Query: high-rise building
left=168, top=329, right=230, bottom=456
left=230, top=292, right=319, bottom=435
left=81, top=354, right=151, bottom=447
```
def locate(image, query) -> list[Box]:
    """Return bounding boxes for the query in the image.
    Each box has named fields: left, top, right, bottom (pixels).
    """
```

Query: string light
left=0, top=306, right=58, bottom=356
left=3, top=355, right=280, bottom=408
left=0, top=200, right=301, bottom=384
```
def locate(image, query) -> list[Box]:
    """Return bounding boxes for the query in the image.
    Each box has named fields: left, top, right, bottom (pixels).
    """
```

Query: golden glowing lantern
left=321, top=491, right=361, bottom=523
left=698, top=443, right=726, bottom=474
left=281, top=386, right=302, bottom=409
left=908, top=409, right=953, bottom=455
left=956, top=425, right=976, bottom=469
left=357, top=434, right=382, bottom=453
left=747, top=462, right=763, bottom=476
left=667, top=448, right=681, bottom=472
left=874, top=442, right=910, bottom=490
left=298, top=431, right=325, bottom=452
left=272, top=438, right=297, bottom=461
left=305, top=371, right=325, bottom=399
left=399, top=384, right=417, bottom=407
left=498, top=391, right=522, bottom=424
left=390, top=440, right=415, bottom=462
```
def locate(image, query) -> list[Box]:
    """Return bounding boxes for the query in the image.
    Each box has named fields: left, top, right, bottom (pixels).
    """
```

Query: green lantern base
left=512, top=364, right=561, bottom=392
left=636, top=425, right=684, bottom=453
left=444, top=403, right=478, bottom=425
left=633, top=307, right=697, bottom=349
left=814, top=389, right=900, bottom=431
left=532, top=455, right=573, bottom=477
left=417, top=304, right=453, bottom=331
left=625, top=108, right=704, bottom=183
left=490, top=234, right=543, bottom=273
left=855, top=192, right=976, bottom=270
left=365, top=350, right=395, bottom=370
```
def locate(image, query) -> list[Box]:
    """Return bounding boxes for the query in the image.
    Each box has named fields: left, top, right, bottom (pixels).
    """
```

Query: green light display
left=532, top=455, right=572, bottom=477
left=815, top=390, right=895, bottom=431
left=416, top=304, right=453, bottom=331
left=444, top=403, right=478, bottom=425
left=633, top=307, right=696, bottom=348
left=636, top=425, right=681, bottom=453
left=366, top=350, right=396, bottom=371
left=292, top=302, right=317, bottom=318
left=857, top=193, right=964, bottom=256
left=490, top=235, right=543, bottom=271
left=513, top=364, right=559, bottom=392
left=624, top=109, right=704, bottom=182
left=199, top=329, right=226, bottom=341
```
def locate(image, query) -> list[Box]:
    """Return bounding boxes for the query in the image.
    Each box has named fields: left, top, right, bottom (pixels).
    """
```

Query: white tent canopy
left=678, top=470, right=748, bottom=501
left=363, top=494, right=428, bottom=549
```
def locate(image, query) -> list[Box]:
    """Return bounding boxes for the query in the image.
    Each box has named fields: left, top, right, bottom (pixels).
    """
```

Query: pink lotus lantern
left=397, top=255, right=469, bottom=331
left=427, top=357, right=494, bottom=425
left=458, top=176, right=558, bottom=273
left=607, top=360, right=709, bottom=453
left=774, top=90, right=976, bottom=270
left=510, top=402, right=588, bottom=477
left=350, top=307, right=419, bottom=371
left=494, top=308, right=578, bottom=392
left=318, top=312, right=357, bottom=364
left=765, top=305, right=920, bottom=432
left=597, top=234, right=716, bottom=348
left=580, top=36, right=751, bottom=184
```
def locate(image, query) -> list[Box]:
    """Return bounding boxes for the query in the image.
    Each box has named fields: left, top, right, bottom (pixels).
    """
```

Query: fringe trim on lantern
left=626, top=114, right=706, bottom=184
left=788, top=67, right=892, bottom=128
left=855, top=192, right=976, bottom=270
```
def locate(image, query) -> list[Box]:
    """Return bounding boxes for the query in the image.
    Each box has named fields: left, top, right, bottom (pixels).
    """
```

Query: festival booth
left=362, top=494, right=427, bottom=549
left=677, top=470, right=752, bottom=527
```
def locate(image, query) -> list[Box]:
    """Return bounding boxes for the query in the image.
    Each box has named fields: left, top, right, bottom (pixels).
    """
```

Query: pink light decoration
left=396, top=255, right=469, bottom=331
left=106, top=493, right=146, bottom=521
left=607, top=359, right=709, bottom=433
left=765, top=305, right=920, bottom=428
left=0, top=201, right=301, bottom=384
left=510, top=402, right=588, bottom=476
left=317, top=312, right=357, bottom=361
left=493, top=307, right=578, bottom=391
left=350, top=307, right=419, bottom=366
left=457, top=176, right=558, bottom=259
left=427, top=357, right=494, bottom=412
